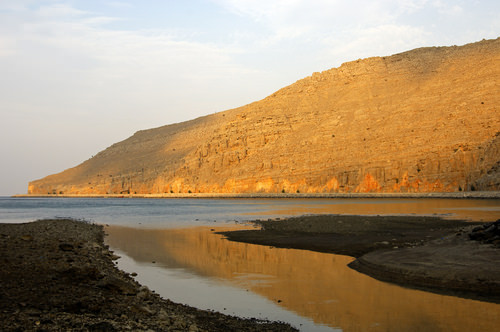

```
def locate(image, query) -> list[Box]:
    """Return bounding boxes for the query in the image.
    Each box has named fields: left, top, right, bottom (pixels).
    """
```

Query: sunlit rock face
left=28, top=38, right=500, bottom=195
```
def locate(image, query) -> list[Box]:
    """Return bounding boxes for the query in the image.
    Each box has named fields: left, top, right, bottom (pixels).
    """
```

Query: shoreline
left=0, top=219, right=296, bottom=331
left=12, top=191, right=500, bottom=199
left=221, top=215, right=500, bottom=303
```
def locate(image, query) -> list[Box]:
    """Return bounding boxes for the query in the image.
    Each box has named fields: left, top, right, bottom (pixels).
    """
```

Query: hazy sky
left=1, top=0, right=499, bottom=195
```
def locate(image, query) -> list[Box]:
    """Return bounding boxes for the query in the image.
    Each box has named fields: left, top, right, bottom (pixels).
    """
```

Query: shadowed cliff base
left=0, top=219, right=297, bottom=331
left=28, top=37, right=500, bottom=195
left=220, top=215, right=500, bottom=303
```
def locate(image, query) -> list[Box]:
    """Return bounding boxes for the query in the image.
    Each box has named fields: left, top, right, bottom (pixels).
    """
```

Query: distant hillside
left=29, top=38, right=500, bottom=195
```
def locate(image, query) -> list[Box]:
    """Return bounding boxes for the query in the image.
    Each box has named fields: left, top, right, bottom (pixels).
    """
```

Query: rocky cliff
left=28, top=38, right=500, bottom=195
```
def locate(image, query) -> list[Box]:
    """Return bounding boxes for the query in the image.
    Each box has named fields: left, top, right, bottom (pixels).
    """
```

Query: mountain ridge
left=28, top=37, right=500, bottom=195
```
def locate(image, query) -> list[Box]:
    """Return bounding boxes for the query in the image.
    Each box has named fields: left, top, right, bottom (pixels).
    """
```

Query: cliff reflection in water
left=248, top=198, right=500, bottom=222
left=106, top=225, right=500, bottom=332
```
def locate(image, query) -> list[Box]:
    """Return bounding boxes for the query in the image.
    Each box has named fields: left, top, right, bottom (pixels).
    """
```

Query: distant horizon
left=1, top=1, right=499, bottom=195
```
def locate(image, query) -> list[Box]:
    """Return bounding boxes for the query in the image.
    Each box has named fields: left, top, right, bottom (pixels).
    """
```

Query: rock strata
left=28, top=38, right=500, bottom=195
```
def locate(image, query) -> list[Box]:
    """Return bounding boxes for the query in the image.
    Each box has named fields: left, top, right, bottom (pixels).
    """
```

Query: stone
left=469, top=220, right=500, bottom=246
left=97, top=276, right=138, bottom=295
left=58, top=243, right=74, bottom=251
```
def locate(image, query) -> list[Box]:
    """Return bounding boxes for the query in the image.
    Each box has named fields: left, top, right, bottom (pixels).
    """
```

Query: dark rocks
left=469, top=219, right=500, bottom=246
left=96, top=276, right=138, bottom=295
left=86, top=321, right=116, bottom=332
left=0, top=219, right=297, bottom=331
left=58, top=243, right=74, bottom=251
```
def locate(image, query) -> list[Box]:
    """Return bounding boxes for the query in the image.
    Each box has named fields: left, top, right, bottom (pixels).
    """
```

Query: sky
left=0, top=0, right=499, bottom=195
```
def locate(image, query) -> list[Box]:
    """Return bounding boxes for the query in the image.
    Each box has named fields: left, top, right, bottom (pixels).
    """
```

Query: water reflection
left=250, top=198, right=500, bottom=221
left=106, top=225, right=500, bottom=332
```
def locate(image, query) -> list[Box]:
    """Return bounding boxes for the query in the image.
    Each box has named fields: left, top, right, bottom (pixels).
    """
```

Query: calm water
left=1, top=196, right=499, bottom=225
left=1, top=197, right=499, bottom=331
left=108, top=226, right=500, bottom=332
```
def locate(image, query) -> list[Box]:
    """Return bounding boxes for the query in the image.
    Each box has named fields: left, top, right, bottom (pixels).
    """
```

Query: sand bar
left=222, top=215, right=500, bottom=303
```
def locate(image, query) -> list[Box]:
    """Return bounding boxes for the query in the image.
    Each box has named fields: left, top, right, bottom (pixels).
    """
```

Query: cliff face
left=29, top=38, right=500, bottom=195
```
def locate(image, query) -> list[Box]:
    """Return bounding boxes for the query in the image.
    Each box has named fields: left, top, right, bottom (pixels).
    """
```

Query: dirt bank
left=221, top=215, right=500, bottom=303
left=0, top=219, right=297, bottom=331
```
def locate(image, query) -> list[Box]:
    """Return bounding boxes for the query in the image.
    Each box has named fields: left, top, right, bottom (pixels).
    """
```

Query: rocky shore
left=221, top=215, right=500, bottom=303
left=0, top=219, right=297, bottom=331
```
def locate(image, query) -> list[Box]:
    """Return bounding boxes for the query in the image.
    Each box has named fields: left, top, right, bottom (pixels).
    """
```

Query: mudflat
left=221, top=215, right=500, bottom=303
left=0, top=219, right=297, bottom=331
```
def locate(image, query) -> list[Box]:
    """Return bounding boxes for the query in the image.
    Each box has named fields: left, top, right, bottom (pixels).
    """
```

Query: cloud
left=430, top=0, right=464, bottom=15
left=0, top=36, right=16, bottom=56
left=0, top=2, right=259, bottom=121
left=214, top=1, right=403, bottom=37
left=322, top=24, right=430, bottom=63
left=214, top=0, right=499, bottom=71
left=36, top=3, right=89, bottom=18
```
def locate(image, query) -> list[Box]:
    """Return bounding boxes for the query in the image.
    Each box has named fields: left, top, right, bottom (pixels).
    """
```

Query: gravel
left=0, top=219, right=297, bottom=331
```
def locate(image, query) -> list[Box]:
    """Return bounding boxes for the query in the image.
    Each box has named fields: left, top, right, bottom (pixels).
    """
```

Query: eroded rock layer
left=29, top=38, right=500, bottom=194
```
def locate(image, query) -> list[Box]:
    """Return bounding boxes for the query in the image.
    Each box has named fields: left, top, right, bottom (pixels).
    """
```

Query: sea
left=1, top=196, right=499, bottom=331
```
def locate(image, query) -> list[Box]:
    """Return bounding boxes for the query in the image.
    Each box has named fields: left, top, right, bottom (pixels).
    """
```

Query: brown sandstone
left=28, top=38, right=500, bottom=195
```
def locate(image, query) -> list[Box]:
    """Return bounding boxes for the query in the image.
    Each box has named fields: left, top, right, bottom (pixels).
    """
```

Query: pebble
left=58, top=243, right=74, bottom=251
left=20, top=235, right=33, bottom=241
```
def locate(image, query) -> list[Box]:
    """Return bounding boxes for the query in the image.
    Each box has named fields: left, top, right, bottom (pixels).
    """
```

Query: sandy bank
left=0, top=219, right=296, bottom=331
left=221, top=215, right=500, bottom=303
